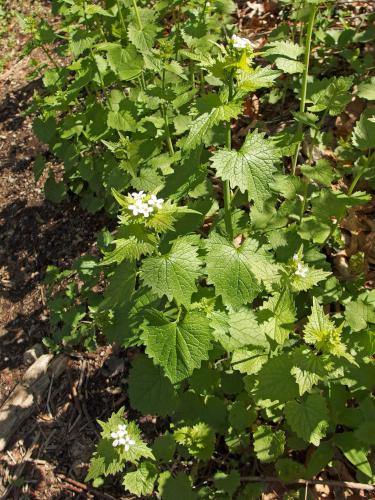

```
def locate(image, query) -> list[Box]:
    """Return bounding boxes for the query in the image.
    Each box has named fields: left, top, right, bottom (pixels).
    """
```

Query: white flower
left=148, top=194, right=164, bottom=209
left=128, top=191, right=164, bottom=218
left=131, top=191, right=145, bottom=201
left=292, top=253, right=299, bottom=262
left=295, top=262, right=309, bottom=278
left=111, top=424, right=136, bottom=451
left=232, top=34, right=253, bottom=50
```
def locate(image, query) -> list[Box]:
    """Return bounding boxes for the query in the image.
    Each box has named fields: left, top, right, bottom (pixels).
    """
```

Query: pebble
left=23, top=343, right=44, bottom=365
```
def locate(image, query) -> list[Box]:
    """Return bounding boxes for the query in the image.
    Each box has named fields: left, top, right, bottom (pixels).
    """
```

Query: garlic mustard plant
left=36, top=0, right=375, bottom=497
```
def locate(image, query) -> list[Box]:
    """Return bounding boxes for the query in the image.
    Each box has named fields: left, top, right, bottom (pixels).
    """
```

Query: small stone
left=23, top=343, right=44, bottom=365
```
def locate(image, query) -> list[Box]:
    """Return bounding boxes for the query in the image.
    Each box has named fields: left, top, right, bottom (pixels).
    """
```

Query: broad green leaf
left=44, top=171, right=66, bottom=203
left=107, top=110, right=137, bottom=132
left=305, top=442, right=334, bottom=478
left=352, top=109, right=375, bottom=150
left=232, top=347, right=269, bottom=375
left=206, top=233, right=261, bottom=310
left=253, top=425, right=285, bottom=463
left=174, top=422, right=215, bottom=461
left=301, top=159, right=334, bottom=186
left=211, top=130, right=280, bottom=205
left=107, top=44, right=143, bottom=81
left=229, top=400, right=256, bottom=430
left=228, top=308, right=269, bottom=348
left=258, top=291, right=296, bottom=345
left=285, top=394, right=329, bottom=446
left=345, top=300, right=375, bottom=332
left=140, top=238, right=201, bottom=306
left=141, top=311, right=213, bottom=383
left=128, top=355, right=178, bottom=417
left=335, top=432, right=373, bottom=480
left=291, top=348, right=326, bottom=395
left=123, top=461, right=158, bottom=497
left=308, top=76, right=354, bottom=116
left=275, top=58, right=304, bottom=74
left=70, top=29, right=96, bottom=57
left=255, top=353, right=299, bottom=403
left=213, top=470, right=241, bottom=497
left=128, top=8, right=158, bottom=52
left=357, top=77, right=375, bottom=100
left=276, top=458, right=306, bottom=482
left=152, top=434, right=176, bottom=462
left=159, top=472, right=195, bottom=500
left=304, top=298, right=353, bottom=361
left=184, top=101, right=242, bottom=151
left=237, top=66, right=280, bottom=91
left=263, top=40, right=304, bottom=59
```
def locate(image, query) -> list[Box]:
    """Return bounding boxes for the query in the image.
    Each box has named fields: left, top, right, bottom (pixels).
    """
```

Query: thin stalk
left=116, top=0, right=127, bottom=33
left=347, top=171, right=362, bottom=196
left=224, top=74, right=234, bottom=241
left=41, top=46, right=59, bottom=70
left=162, top=69, right=174, bottom=156
left=291, top=4, right=318, bottom=174
left=131, top=0, right=142, bottom=30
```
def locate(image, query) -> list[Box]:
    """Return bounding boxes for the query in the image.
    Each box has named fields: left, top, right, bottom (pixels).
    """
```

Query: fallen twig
left=241, top=476, right=375, bottom=491
left=57, top=474, right=135, bottom=500
left=1, top=432, right=41, bottom=498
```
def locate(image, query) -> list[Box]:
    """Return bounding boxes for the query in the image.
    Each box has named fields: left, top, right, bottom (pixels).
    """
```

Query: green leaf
left=159, top=472, right=195, bottom=500
left=275, top=58, right=304, bottom=74
left=258, top=291, right=296, bottom=345
left=357, top=77, right=375, bottom=100
left=123, top=461, right=158, bottom=496
left=141, top=311, right=213, bottom=383
left=33, top=155, right=46, bottom=181
left=229, top=400, right=256, bottom=431
left=304, top=298, right=353, bottom=361
left=228, top=308, right=269, bottom=348
left=107, top=44, right=143, bottom=81
left=213, top=470, right=241, bottom=497
left=232, top=347, right=269, bottom=375
left=44, top=171, right=66, bottom=203
left=99, top=261, right=136, bottom=310
left=70, top=29, right=96, bottom=57
left=128, top=355, right=178, bottom=417
left=301, top=159, right=334, bottom=186
left=352, top=109, right=375, bottom=150
left=285, top=394, right=329, bottom=446
left=345, top=300, right=375, bottom=332
left=107, top=110, right=136, bottom=132
left=335, top=432, right=373, bottom=480
left=276, top=458, right=306, bottom=482
left=291, top=348, right=326, bottom=396
left=140, top=238, right=201, bottom=306
left=237, top=66, right=280, bottom=91
left=152, top=434, right=176, bottom=462
left=264, top=40, right=304, bottom=60
left=305, top=442, right=334, bottom=478
left=128, top=8, right=158, bottom=52
left=255, top=353, right=299, bottom=403
left=174, top=422, right=215, bottom=461
left=211, top=130, right=280, bottom=205
left=184, top=101, right=242, bottom=151
left=206, top=234, right=261, bottom=310
left=308, top=76, right=354, bottom=116
left=253, top=425, right=285, bottom=463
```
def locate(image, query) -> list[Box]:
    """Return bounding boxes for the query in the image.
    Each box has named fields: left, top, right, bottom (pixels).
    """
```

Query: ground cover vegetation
left=18, top=0, right=375, bottom=497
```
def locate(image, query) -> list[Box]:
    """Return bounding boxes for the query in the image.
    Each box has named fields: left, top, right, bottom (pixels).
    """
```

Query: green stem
left=41, top=46, right=59, bottom=70
left=224, top=73, right=234, bottom=241
left=162, top=69, right=174, bottom=156
left=291, top=3, right=318, bottom=174
left=131, top=0, right=142, bottom=30
left=116, top=0, right=127, bottom=33
left=348, top=170, right=363, bottom=196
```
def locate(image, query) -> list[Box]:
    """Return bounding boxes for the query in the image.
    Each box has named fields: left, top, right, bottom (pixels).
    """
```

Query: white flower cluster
left=293, top=254, right=309, bottom=278
left=111, top=424, right=135, bottom=451
left=232, top=34, right=253, bottom=50
left=128, top=191, right=164, bottom=218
